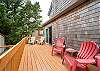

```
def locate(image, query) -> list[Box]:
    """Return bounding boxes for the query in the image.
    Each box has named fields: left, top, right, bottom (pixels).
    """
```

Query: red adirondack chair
left=52, top=37, right=65, bottom=58
left=95, top=54, right=100, bottom=71
left=62, top=41, right=99, bottom=71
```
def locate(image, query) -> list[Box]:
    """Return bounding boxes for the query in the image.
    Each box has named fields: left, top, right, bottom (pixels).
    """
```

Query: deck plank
left=33, top=45, right=52, bottom=71
left=23, top=45, right=28, bottom=71
left=18, top=45, right=26, bottom=71
left=18, top=44, right=68, bottom=71
left=32, top=45, right=45, bottom=71
left=27, top=45, right=33, bottom=71
left=30, top=45, right=38, bottom=71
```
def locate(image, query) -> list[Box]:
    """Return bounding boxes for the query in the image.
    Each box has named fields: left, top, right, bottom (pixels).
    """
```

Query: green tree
left=0, top=0, right=42, bottom=44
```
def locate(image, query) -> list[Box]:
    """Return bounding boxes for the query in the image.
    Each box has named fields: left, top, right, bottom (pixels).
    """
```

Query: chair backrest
left=31, top=37, right=35, bottom=42
left=53, top=37, right=65, bottom=47
left=40, top=36, right=45, bottom=42
left=77, top=41, right=99, bottom=59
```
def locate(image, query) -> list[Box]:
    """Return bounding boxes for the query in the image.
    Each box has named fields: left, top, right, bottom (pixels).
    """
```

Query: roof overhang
left=43, top=0, right=88, bottom=27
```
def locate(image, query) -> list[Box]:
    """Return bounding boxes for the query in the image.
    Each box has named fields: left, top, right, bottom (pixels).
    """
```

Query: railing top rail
left=0, top=45, right=13, bottom=48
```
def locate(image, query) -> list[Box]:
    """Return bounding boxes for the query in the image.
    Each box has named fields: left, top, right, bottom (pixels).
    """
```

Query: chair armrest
left=52, top=44, right=56, bottom=50
left=95, top=54, right=100, bottom=60
left=52, top=44, right=55, bottom=46
left=95, top=54, right=100, bottom=71
left=76, top=59, right=96, bottom=64
left=62, top=45, right=65, bottom=48
left=52, top=44, right=56, bottom=47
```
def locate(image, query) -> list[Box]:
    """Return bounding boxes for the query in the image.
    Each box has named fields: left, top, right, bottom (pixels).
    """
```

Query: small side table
left=64, top=48, right=78, bottom=56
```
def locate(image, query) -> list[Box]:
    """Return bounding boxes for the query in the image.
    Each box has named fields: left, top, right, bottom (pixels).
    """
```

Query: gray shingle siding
left=45, top=0, right=100, bottom=50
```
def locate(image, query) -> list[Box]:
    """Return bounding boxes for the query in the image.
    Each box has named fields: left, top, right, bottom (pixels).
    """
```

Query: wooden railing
left=0, top=45, right=14, bottom=48
left=0, top=37, right=27, bottom=71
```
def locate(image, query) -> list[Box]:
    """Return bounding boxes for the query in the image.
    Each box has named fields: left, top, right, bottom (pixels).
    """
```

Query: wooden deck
left=18, top=44, right=67, bottom=71
left=0, top=38, right=97, bottom=71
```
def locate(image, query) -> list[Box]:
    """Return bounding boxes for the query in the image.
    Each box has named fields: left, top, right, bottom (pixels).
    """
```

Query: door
left=46, top=29, right=49, bottom=43
left=49, top=26, right=52, bottom=45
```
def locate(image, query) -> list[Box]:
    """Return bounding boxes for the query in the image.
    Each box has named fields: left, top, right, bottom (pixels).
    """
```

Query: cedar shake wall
left=50, top=0, right=72, bottom=17
left=51, top=0, right=100, bottom=50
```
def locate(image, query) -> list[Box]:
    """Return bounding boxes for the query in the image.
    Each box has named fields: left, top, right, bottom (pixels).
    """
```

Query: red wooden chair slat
left=85, top=43, right=96, bottom=59
left=84, top=42, right=98, bottom=59
left=81, top=42, right=92, bottom=59
left=77, top=42, right=87, bottom=59
left=78, top=42, right=87, bottom=59
left=63, top=41, right=99, bottom=71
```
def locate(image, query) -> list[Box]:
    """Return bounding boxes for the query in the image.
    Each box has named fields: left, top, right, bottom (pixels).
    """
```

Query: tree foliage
left=0, top=0, right=42, bottom=44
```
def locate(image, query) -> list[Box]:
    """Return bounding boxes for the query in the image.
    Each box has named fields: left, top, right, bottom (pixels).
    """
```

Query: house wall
left=49, top=0, right=73, bottom=17
left=0, top=34, right=5, bottom=54
left=45, top=0, right=100, bottom=50
left=33, top=30, right=43, bottom=36
left=49, top=0, right=87, bottom=18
